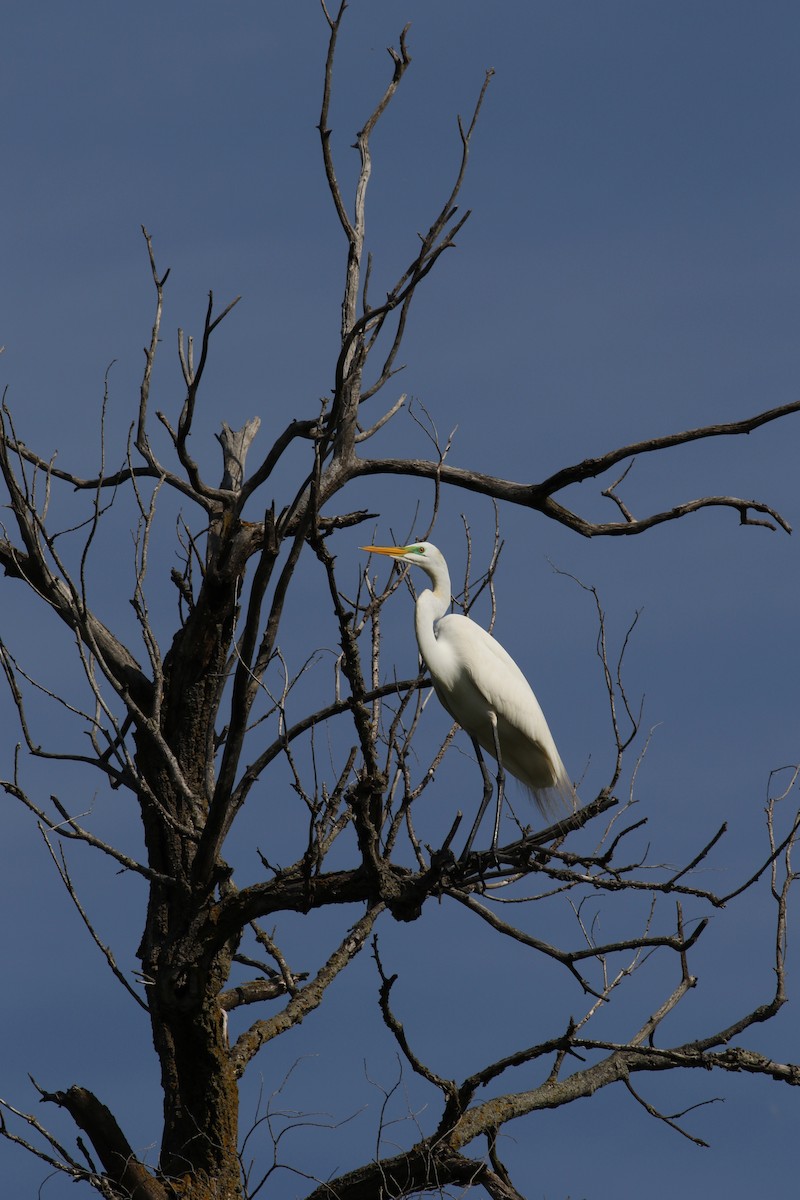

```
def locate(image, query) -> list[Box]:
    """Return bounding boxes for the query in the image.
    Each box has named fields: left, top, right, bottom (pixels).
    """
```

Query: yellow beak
left=360, top=544, right=407, bottom=558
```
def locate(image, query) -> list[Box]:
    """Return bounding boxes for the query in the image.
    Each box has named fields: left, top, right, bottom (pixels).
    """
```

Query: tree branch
left=37, top=1084, right=166, bottom=1200
left=351, top=397, right=800, bottom=536
left=229, top=906, right=384, bottom=1078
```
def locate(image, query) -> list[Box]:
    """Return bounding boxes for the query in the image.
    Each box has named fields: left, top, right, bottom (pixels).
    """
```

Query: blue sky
left=2, top=3, right=799, bottom=1197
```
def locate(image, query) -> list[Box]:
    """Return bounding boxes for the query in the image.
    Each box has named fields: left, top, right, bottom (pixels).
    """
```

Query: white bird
left=362, top=541, right=575, bottom=855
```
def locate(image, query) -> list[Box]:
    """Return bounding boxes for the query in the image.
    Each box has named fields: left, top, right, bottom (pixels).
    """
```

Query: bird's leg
left=460, top=738, right=493, bottom=860
left=488, top=711, right=506, bottom=855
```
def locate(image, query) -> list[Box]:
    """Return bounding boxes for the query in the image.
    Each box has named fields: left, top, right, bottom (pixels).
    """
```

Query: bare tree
left=2, top=5, right=799, bottom=1198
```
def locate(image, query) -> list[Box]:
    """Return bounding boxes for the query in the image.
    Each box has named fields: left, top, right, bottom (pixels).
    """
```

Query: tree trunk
left=134, top=551, right=245, bottom=1195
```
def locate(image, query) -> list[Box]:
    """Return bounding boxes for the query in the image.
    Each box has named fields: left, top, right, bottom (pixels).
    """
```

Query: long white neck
left=413, top=560, right=451, bottom=668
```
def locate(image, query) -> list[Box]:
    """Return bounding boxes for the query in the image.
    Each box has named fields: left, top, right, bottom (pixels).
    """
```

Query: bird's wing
left=434, top=615, right=574, bottom=812
left=435, top=614, right=543, bottom=726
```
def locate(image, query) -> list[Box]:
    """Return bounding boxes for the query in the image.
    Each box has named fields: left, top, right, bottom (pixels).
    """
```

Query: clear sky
left=2, top=3, right=799, bottom=1197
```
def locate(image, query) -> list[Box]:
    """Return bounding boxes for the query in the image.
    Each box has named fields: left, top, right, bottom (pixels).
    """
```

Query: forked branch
left=351, top=398, right=800, bottom=537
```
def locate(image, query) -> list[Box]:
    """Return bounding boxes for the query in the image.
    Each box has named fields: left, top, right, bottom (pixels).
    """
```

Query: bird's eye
left=412, top=545, right=425, bottom=555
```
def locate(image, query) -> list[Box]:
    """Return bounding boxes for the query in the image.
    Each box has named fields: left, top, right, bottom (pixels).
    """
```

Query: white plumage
left=363, top=541, right=574, bottom=851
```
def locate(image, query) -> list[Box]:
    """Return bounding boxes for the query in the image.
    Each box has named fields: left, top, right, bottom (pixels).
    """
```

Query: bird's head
left=361, top=542, right=430, bottom=565
left=361, top=541, right=447, bottom=584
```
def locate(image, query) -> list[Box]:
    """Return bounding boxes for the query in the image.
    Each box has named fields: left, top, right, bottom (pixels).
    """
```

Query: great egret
left=362, top=541, right=575, bottom=855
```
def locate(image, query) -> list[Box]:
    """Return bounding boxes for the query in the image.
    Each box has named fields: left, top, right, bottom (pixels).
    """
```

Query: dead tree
left=1, top=5, right=799, bottom=1198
